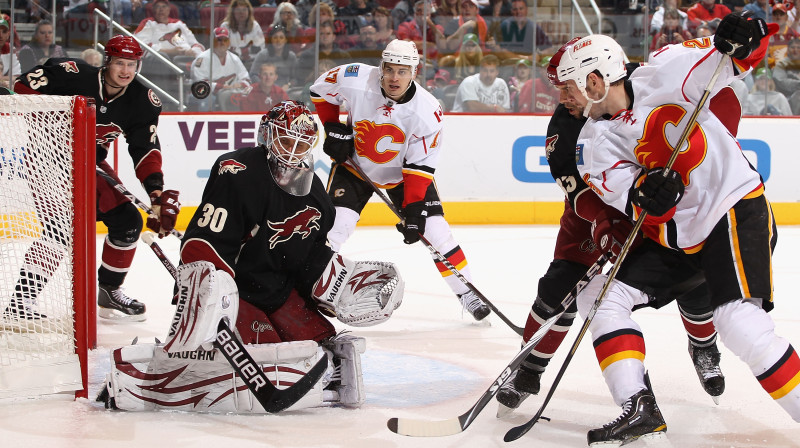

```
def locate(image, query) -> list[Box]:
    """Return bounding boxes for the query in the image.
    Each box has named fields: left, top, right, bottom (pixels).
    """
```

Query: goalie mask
left=257, top=100, right=319, bottom=196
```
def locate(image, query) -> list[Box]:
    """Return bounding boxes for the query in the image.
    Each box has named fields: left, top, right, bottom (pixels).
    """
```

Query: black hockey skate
left=457, top=291, right=491, bottom=321
left=689, top=341, right=725, bottom=403
left=497, top=365, right=541, bottom=416
left=3, top=297, right=48, bottom=320
left=98, top=284, right=146, bottom=322
left=587, top=388, right=667, bottom=446
left=2, top=297, right=49, bottom=332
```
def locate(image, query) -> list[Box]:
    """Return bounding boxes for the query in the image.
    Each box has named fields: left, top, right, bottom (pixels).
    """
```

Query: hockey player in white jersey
left=309, top=39, right=491, bottom=321
left=553, top=13, right=800, bottom=445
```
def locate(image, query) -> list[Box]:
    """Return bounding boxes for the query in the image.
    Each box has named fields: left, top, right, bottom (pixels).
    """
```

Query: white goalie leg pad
left=312, top=254, right=404, bottom=327
left=322, top=333, right=367, bottom=407
left=714, top=298, right=800, bottom=421
left=106, top=340, right=326, bottom=413
left=165, top=261, right=240, bottom=353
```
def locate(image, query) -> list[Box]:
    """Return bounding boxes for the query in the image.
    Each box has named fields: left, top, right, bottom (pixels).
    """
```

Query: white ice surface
left=1, top=225, right=799, bottom=448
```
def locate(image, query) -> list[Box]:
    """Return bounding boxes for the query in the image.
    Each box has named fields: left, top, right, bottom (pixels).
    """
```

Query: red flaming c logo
left=267, top=206, right=322, bottom=249
left=353, top=120, right=405, bottom=164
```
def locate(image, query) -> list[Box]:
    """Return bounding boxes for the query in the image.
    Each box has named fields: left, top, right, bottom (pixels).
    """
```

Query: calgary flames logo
left=267, top=206, right=321, bottom=249
left=96, top=123, right=124, bottom=145
left=353, top=120, right=404, bottom=164
left=634, top=104, right=707, bottom=186
left=218, top=159, right=247, bottom=175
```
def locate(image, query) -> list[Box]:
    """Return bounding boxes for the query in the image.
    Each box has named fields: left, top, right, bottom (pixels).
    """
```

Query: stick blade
left=387, top=416, right=464, bottom=437
left=504, top=420, right=534, bottom=442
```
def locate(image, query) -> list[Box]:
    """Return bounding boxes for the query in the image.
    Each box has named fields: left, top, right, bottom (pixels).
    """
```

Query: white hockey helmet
left=554, top=34, right=629, bottom=116
left=257, top=100, right=319, bottom=196
left=381, top=39, right=420, bottom=76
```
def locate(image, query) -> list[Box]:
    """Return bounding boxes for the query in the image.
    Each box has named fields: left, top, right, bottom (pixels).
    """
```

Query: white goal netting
left=0, top=95, right=87, bottom=399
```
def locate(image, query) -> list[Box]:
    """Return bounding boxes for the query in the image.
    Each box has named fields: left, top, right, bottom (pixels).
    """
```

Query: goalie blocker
left=106, top=253, right=402, bottom=412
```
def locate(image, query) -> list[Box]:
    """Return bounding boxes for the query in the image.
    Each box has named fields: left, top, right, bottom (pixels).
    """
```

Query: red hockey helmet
left=104, top=35, right=144, bottom=62
left=257, top=101, right=319, bottom=195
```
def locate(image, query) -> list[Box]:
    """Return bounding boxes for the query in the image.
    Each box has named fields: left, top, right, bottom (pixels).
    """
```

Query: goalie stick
left=386, top=256, right=607, bottom=437
left=95, top=166, right=184, bottom=239
left=345, top=157, right=524, bottom=336
left=121, top=232, right=330, bottom=413
left=503, top=54, right=732, bottom=443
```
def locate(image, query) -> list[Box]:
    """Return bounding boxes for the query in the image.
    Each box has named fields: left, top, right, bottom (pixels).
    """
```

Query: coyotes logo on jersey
left=634, top=104, right=707, bottom=185
left=96, top=123, right=124, bottom=145
left=353, top=120, right=404, bottom=163
left=267, top=206, right=321, bottom=249
left=218, top=159, right=247, bottom=175
left=59, top=61, right=79, bottom=73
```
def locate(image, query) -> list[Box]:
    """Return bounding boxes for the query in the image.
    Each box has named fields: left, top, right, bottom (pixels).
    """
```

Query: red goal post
left=0, top=94, right=95, bottom=400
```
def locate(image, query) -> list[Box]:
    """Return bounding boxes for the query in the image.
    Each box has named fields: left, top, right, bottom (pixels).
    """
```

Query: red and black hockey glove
left=323, top=122, right=355, bottom=164
left=591, top=206, right=638, bottom=263
left=714, top=12, right=767, bottom=59
left=396, top=201, right=427, bottom=245
left=147, top=190, right=181, bottom=237
left=631, top=167, right=685, bottom=218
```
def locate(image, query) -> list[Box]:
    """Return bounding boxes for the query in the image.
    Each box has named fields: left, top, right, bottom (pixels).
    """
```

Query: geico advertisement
left=112, top=114, right=795, bottom=207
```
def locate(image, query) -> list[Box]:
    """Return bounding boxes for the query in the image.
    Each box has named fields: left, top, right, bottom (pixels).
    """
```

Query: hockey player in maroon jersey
left=309, top=39, right=491, bottom=321
left=553, top=13, right=800, bottom=444
left=9, top=35, right=181, bottom=321
left=496, top=40, right=730, bottom=416
left=103, top=101, right=404, bottom=411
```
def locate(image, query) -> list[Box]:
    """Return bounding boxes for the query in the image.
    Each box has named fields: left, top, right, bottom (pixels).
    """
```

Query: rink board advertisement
left=111, top=114, right=800, bottom=227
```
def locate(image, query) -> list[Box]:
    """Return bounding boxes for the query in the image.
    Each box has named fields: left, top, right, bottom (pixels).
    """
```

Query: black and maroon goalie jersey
left=180, top=146, right=336, bottom=311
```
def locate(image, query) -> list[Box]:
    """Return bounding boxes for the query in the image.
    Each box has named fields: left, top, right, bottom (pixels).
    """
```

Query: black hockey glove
left=396, top=201, right=427, bottom=245
left=323, top=122, right=355, bottom=164
left=631, top=168, right=685, bottom=217
left=714, top=12, right=767, bottom=60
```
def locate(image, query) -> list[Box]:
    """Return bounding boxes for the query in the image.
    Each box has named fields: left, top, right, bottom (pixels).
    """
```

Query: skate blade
left=590, top=430, right=667, bottom=447
left=497, top=402, right=514, bottom=418
left=98, top=307, right=147, bottom=322
left=711, top=395, right=720, bottom=405
left=0, top=315, right=66, bottom=333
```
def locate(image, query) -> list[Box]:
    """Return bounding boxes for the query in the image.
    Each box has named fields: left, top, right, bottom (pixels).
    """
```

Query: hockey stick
left=95, top=166, right=184, bottom=239
left=503, top=54, right=731, bottom=442
left=344, top=157, right=524, bottom=336
left=386, top=256, right=607, bottom=437
left=135, top=232, right=330, bottom=413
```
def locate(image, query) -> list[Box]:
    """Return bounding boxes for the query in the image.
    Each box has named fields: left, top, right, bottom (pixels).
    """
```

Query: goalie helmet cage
left=0, top=95, right=95, bottom=400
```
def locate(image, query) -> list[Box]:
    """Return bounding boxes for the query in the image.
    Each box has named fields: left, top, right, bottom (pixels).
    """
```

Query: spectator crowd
left=2, top=0, right=800, bottom=114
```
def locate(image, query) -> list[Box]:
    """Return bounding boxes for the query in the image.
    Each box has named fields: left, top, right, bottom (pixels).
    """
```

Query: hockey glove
left=147, top=189, right=181, bottom=237
left=591, top=206, right=637, bottom=263
left=714, top=12, right=767, bottom=60
left=396, top=201, right=427, bottom=245
left=323, top=122, right=355, bottom=164
left=631, top=168, right=685, bottom=217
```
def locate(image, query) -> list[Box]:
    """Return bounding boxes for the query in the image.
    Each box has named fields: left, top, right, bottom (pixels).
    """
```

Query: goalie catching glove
left=147, top=189, right=181, bottom=237
left=312, top=254, right=404, bottom=326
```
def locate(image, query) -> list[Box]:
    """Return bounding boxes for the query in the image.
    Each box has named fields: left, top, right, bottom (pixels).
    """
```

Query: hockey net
left=0, top=95, right=95, bottom=400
